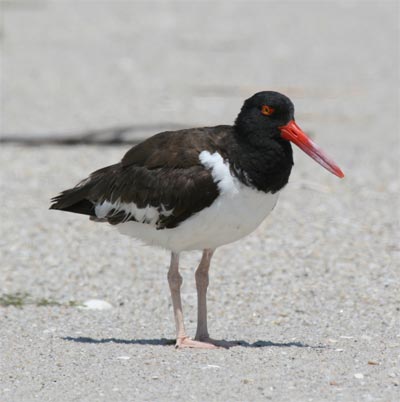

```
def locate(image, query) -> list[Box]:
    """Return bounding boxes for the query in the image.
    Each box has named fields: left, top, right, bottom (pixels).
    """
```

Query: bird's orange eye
left=261, top=105, right=275, bottom=116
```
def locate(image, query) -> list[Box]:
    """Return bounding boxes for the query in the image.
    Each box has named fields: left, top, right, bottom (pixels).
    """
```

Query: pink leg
left=194, top=249, right=238, bottom=349
left=195, top=249, right=214, bottom=340
left=168, top=252, right=217, bottom=349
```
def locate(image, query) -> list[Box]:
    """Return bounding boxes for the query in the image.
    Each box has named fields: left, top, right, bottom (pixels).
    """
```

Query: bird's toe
left=175, top=337, right=219, bottom=350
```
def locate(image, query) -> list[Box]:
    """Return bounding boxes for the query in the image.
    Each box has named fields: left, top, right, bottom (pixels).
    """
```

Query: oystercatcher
left=51, top=91, right=344, bottom=349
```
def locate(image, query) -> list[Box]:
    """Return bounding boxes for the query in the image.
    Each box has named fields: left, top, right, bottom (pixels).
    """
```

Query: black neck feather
left=224, top=128, right=293, bottom=193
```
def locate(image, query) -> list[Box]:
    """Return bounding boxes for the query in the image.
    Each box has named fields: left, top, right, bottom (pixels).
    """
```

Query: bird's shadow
left=62, top=336, right=325, bottom=349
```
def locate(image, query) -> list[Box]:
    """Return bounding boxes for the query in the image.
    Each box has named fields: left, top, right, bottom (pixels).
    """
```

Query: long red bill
left=279, top=120, right=344, bottom=178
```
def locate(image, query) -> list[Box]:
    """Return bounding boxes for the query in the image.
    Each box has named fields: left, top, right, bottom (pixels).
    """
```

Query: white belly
left=117, top=185, right=278, bottom=252
left=116, top=150, right=279, bottom=252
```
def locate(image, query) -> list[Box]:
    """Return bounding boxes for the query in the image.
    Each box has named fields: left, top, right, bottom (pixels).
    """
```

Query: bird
left=50, top=91, right=344, bottom=349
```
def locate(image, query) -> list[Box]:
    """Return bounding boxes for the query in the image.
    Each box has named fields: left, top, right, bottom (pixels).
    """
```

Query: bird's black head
left=234, top=91, right=295, bottom=143
left=234, top=90, right=345, bottom=178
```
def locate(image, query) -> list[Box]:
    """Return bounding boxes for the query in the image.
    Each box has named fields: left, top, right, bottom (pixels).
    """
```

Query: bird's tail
left=50, top=186, right=96, bottom=216
left=49, top=163, right=119, bottom=217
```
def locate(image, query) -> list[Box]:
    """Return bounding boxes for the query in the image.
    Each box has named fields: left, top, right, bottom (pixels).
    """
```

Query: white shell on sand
left=79, top=299, right=113, bottom=310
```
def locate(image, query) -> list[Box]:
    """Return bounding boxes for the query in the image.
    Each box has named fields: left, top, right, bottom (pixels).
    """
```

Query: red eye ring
left=261, top=105, right=275, bottom=116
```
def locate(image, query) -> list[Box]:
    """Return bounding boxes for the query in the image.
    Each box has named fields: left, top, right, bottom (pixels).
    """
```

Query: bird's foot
left=175, top=336, right=219, bottom=349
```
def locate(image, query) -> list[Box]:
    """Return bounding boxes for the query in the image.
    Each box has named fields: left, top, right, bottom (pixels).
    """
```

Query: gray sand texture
left=1, top=1, right=399, bottom=401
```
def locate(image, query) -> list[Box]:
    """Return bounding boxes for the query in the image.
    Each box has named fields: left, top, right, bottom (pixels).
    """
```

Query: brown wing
left=50, top=126, right=232, bottom=229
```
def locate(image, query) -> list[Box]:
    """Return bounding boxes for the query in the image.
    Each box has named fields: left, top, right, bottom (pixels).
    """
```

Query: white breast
left=116, top=151, right=279, bottom=252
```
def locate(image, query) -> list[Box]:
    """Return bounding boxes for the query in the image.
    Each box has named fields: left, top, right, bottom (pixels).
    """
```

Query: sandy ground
left=1, top=1, right=399, bottom=401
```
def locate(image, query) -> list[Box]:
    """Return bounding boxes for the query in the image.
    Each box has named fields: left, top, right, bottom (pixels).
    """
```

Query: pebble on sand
left=79, top=299, right=113, bottom=310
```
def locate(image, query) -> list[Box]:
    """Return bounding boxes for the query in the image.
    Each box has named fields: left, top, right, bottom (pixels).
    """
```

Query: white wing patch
left=95, top=199, right=173, bottom=225
left=199, top=151, right=239, bottom=195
